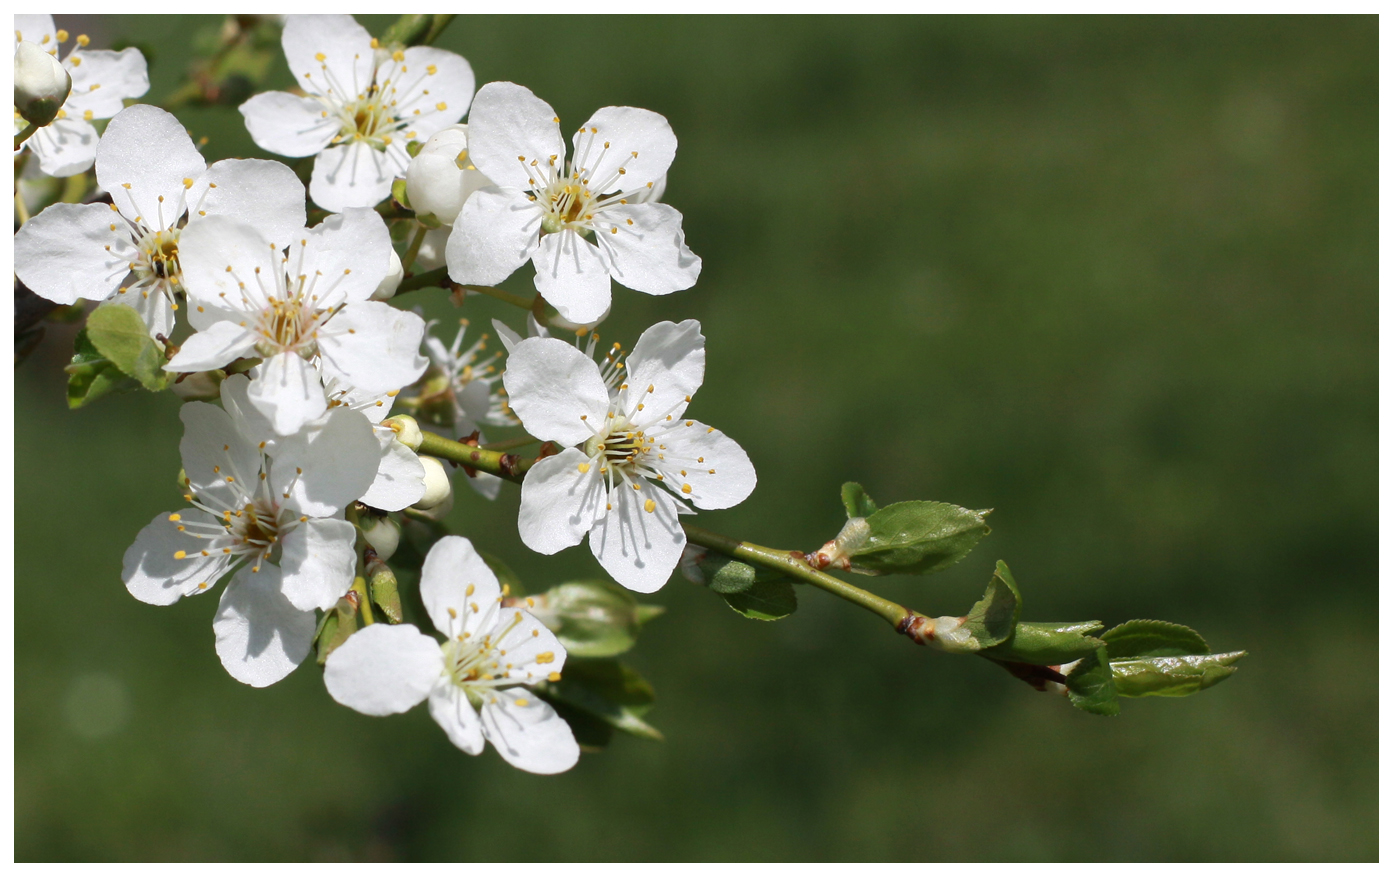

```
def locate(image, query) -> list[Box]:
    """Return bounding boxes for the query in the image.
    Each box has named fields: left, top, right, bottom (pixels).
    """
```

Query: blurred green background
left=16, top=15, right=1376, bottom=861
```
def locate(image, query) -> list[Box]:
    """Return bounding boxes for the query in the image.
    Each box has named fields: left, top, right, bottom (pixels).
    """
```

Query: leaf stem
left=460, top=284, right=536, bottom=310
left=415, top=430, right=540, bottom=482
left=14, top=123, right=38, bottom=151
left=681, top=523, right=911, bottom=628
left=395, top=266, right=448, bottom=294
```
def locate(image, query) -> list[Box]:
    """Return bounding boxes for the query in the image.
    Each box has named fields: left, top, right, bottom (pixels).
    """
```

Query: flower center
left=335, top=96, right=398, bottom=149
left=253, top=291, right=330, bottom=358
left=134, top=227, right=183, bottom=288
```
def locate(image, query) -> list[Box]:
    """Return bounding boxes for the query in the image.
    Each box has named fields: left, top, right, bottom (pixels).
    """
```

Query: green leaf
left=530, top=580, right=649, bottom=658
left=840, top=482, right=878, bottom=518
left=84, top=304, right=168, bottom=390
left=477, top=550, right=524, bottom=595
left=537, top=659, right=663, bottom=741
left=985, top=620, right=1104, bottom=665
left=65, top=330, right=137, bottom=408
left=722, top=580, right=797, bottom=621
left=962, top=561, right=1021, bottom=648
left=1066, top=644, right=1120, bottom=716
left=851, top=501, right=991, bottom=575
left=1102, top=619, right=1211, bottom=659
left=1113, top=651, right=1246, bottom=698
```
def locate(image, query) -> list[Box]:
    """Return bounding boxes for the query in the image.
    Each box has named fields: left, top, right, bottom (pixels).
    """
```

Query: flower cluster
left=16, top=14, right=752, bottom=775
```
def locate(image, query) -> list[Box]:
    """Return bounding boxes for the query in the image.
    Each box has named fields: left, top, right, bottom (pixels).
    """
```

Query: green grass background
left=15, top=15, right=1376, bottom=861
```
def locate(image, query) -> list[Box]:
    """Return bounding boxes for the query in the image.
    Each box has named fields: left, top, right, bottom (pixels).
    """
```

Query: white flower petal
left=214, top=565, right=315, bottom=688
left=360, top=437, right=427, bottom=512
left=653, top=419, right=757, bottom=510
left=238, top=90, right=338, bottom=158
left=388, top=46, right=474, bottom=139
left=289, top=207, right=393, bottom=304
left=178, top=401, right=262, bottom=512
left=502, top=337, right=609, bottom=446
left=280, top=14, right=374, bottom=103
left=176, top=214, right=282, bottom=309
left=493, top=613, right=567, bottom=685
left=480, top=688, right=580, bottom=775
left=517, top=448, right=605, bottom=556
left=619, top=319, right=705, bottom=427
left=427, top=683, right=486, bottom=755
left=96, top=105, right=205, bottom=229
left=419, top=535, right=500, bottom=638
left=324, top=623, right=442, bottom=716
left=272, top=406, right=381, bottom=517
left=165, top=321, right=259, bottom=373
left=219, top=373, right=278, bottom=450
left=13, top=15, right=56, bottom=45
left=121, top=509, right=233, bottom=605
left=277, top=517, right=357, bottom=612
left=25, top=118, right=99, bottom=177
left=62, top=48, right=149, bottom=119
left=248, top=351, right=328, bottom=436
left=589, top=479, right=685, bottom=593
left=572, top=106, right=677, bottom=195
left=318, top=301, right=428, bottom=393
left=491, top=317, right=524, bottom=353
left=190, top=159, right=307, bottom=249
left=532, top=229, right=612, bottom=325
left=13, top=202, right=132, bottom=306
left=445, top=186, right=541, bottom=286
left=465, top=82, right=566, bottom=191
left=598, top=203, right=701, bottom=295
left=309, top=141, right=402, bottom=212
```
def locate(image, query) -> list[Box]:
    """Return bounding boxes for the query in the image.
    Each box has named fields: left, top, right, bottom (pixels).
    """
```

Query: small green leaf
left=852, top=501, right=991, bottom=575
left=962, top=561, right=1021, bottom=648
left=538, top=659, right=663, bottom=741
left=1102, top=619, right=1211, bottom=659
left=722, top=580, right=797, bottom=621
left=65, top=330, right=138, bottom=408
left=1066, top=643, right=1120, bottom=716
left=840, top=482, right=878, bottom=518
left=530, top=580, right=649, bottom=658
left=1112, top=651, right=1246, bottom=698
left=478, top=550, right=524, bottom=595
left=985, top=620, right=1104, bottom=665
left=85, top=304, right=168, bottom=390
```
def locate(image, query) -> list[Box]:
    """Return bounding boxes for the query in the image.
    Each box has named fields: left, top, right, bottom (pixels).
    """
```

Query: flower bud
left=371, top=247, right=403, bottom=301
left=411, top=456, right=453, bottom=511
left=382, top=414, right=423, bottom=450
left=404, top=125, right=492, bottom=226
left=14, top=41, right=71, bottom=128
left=361, top=515, right=401, bottom=562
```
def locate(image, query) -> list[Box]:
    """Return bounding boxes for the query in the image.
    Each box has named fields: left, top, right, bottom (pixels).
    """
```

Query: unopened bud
left=366, top=554, right=403, bottom=623
left=14, top=41, right=71, bottom=128
left=382, top=414, right=423, bottom=450
left=361, top=515, right=401, bottom=562
left=405, top=125, right=492, bottom=226
left=411, top=456, right=453, bottom=511
left=370, top=247, right=403, bottom=301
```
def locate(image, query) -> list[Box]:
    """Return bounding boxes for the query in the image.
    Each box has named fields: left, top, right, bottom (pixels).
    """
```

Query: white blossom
left=503, top=320, right=756, bottom=592
left=239, top=14, right=474, bottom=212
left=405, top=124, right=491, bottom=225
left=445, top=82, right=701, bottom=325
left=325, top=536, right=580, bottom=774
left=13, top=104, right=305, bottom=338
left=121, top=376, right=379, bottom=687
left=165, top=209, right=428, bottom=435
left=13, top=16, right=148, bottom=177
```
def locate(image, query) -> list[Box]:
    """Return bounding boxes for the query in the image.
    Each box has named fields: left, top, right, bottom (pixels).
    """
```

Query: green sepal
left=65, top=329, right=138, bottom=409
left=1101, top=619, right=1211, bottom=659
left=722, top=580, right=797, bottom=621
left=1112, top=651, right=1246, bottom=698
left=851, top=500, right=991, bottom=575
left=1066, top=643, right=1120, bottom=716
left=530, top=580, right=655, bottom=658
left=962, top=561, right=1021, bottom=649
left=391, top=177, right=411, bottom=209
left=84, top=304, right=168, bottom=391
left=405, top=140, right=424, bottom=159
left=415, top=212, right=443, bottom=229
left=984, top=620, right=1104, bottom=665
left=314, top=595, right=359, bottom=665
left=840, top=482, right=878, bottom=518
left=368, top=565, right=403, bottom=624
left=634, top=604, right=666, bottom=625
left=536, top=659, right=663, bottom=741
